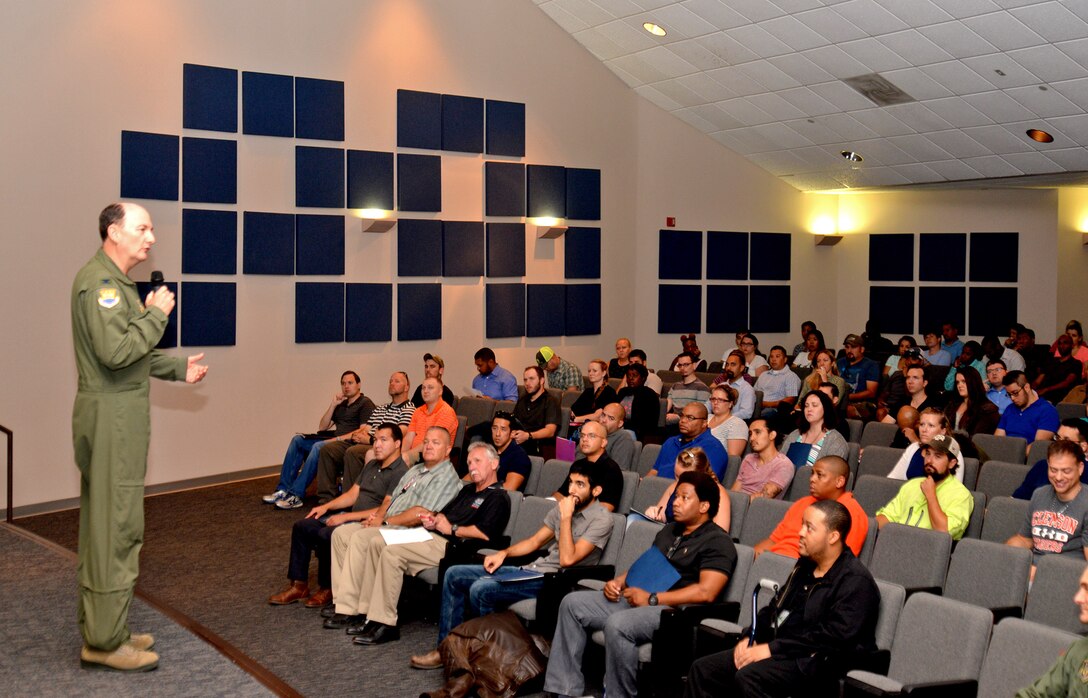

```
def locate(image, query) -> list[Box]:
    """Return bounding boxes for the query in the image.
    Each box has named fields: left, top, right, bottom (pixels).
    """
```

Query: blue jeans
left=275, top=435, right=327, bottom=498
left=439, top=564, right=545, bottom=641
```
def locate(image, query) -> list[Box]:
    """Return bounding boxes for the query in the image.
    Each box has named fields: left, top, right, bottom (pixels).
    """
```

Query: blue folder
left=625, top=544, right=681, bottom=593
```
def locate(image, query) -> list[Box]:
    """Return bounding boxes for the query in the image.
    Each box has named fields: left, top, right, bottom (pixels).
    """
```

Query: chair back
left=976, top=461, right=1030, bottom=499
left=635, top=443, right=661, bottom=477
left=617, top=470, right=640, bottom=514
left=944, top=538, right=1032, bottom=614
left=976, top=618, right=1081, bottom=697
left=868, top=523, right=952, bottom=593
left=630, top=476, right=673, bottom=516
left=980, top=496, right=1030, bottom=544
left=973, top=433, right=1028, bottom=464
left=851, top=474, right=902, bottom=516
left=454, top=396, right=497, bottom=430
left=885, top=593, right=993, bottom=685
left=874, top=580, right=906, bottom=651
left=856, top=446, right=905, bottom=479
left=727, top=489, right=749, bottom=539
left=1025, top=554, right=1088, bottom=634
left=737, top=497, right=791, bottom=547
left=615, top=518, right=665, bottom=574
left=860, top=422, right=899, bottom=448
left=509, top=496, right=557, bottom=545
left=785, top=466, right=812, bottom=501
left=532, top=459, right=572, bottom=498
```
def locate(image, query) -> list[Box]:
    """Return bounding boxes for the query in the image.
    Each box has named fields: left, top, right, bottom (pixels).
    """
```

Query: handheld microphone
left=150, top=270, right=166, bottom=293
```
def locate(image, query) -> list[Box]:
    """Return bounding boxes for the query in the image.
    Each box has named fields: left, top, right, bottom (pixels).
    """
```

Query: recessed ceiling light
left=643, top=22, right=666, bottom=36
left=1026, top=128, right=1054, bottom=143
left=841, top=150, right=863, bottom=162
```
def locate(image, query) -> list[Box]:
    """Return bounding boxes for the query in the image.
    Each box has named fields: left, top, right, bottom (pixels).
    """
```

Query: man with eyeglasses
left=648, top=403, right=728, bottom=480
left=551, top=421, right=623, bottom=512
left=666, top=351, right=711, bottom=425
left=985, top=359, right=1013, bottom=415
left=996, top=370, right=1060, bottom=447
left=598, top=403, right=636, bottom=471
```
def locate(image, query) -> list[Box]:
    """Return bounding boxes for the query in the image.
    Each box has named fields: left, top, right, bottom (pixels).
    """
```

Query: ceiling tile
left=767, top=0, right=824, bottom=13
left=961, top=124, right=1035, bottom=152
left=1055, top=39, right=1088, bottom=73
left=1037, top=147, right=1088, bottom=171
left=831, top=0, right=910, bottom=36
left=872, top=0, right=955, bottom=28
left=960, top=155, right=1024, bottom=177
left=595, top=18, right=660, bottom=51
left=808, top=80, right=882, bottom=111
left=725, top=24, right=795, bottom=59
left=918, top=21, right=999, bottom=59
left=961, top=53, right=1041, bottom=88
left=925, top=159, right=984, bottom=180
left=819, top=112, right=881, bottom=140
left=680, top=0, right=752, bottom=30
left=607, top=62, right=644, bottom=87
left=736, top=60, right=802, bottom=91
left=890, top=163, right=946, bottom=182
left=925, top=128, right=992, bottom=156
left=886, top=133, right=952, bottom=160
left=922, top=97, right=994, bottom=127
left=793, top=7, right=869, bottom=44
left=1006, top=45, right=1088, bottom=84
left=1005, top=84, right=1082, bottom=118
left=673, top=106, right=719, bottom=131
left=745, top=92, right=809, bottom=119
left=962, top=11, right=1047, bottom=51
left=726, top=0, right=788, bottom=23
left=637, top=45, right=700, bottom=78
left=839, top=167, right=913, bottom=188
left=691, top=103, right=746, bottom=129
left=1000, top=151, right=1061, bottom=173
left=634, top=83, right=684, bottom=110
left=767, top=53, right=837, bottom=86
left=884, top=102, right=955, bottom=131
left=710, top=126, right=778, bottom=153
left=991, top=0, right=1051, bottom=8
left=706, top=66, right=769, bottom=96
left=777, top=86, right=841, bottom=116
left=847, top=107, right=916, bottom=136
left=879, top=67, right=954, bottom=100
left=749, top=122, right=817, bottom=149
left=800, top=45, right=872, bottom=79
left=675, top=72, right=737, bottom=101
left=747, top=149, right=813, bottom=176
left=839, top=37, right=912, bottom=72
left=928, top=0, right=1003, bottom=20
left=630, top=0, right=679, bottom=10
left=538, top=1, right=592, bottom=32
left=695, top=32, right=761, bottom=65
left=608, top=53, right=671, bottom=83
left=784, top=118, right=845, bottom=145
left=1050, top=78, right=1088, bottom=112
left=792, top=146, right=849, bottom=169
left=645, top=3, right=721, bottom=38
left=552, top=0, right=616, bottom=26
left=573, top=27, right=630, bottom=60
left=919, top=60, right=997, bottom=95
left=651, top=78, right=707, bottom=106
left=843, top=138, right=916, bottom=165
left=782, top=171, right=847, bottom=191
left=757, top=15, right=830, bottom=52
left=1048, top=114, right=1088, bottom=143
left=961, top=90, right=1039, bottom=121
left=666, top=38, right=730, bottom=70
left=588, top=0, right=644, bottom=18
left=880, top=29, right=955, bottom=66
left=716, top=97, right=778, bottom=126
left=1008, top=2, right=1088, bottom=43
left=1062, top=2, right=1088, bottom=24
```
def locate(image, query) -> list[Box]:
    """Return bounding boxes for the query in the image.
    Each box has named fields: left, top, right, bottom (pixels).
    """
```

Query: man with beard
left=484, top=411, right=531, bottom=491
left=876, top=434, right=974, bottom=540
left=712, top=350, right=756, bottom=420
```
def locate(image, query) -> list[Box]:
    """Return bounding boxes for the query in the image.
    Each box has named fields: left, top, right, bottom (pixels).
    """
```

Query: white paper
left=379, top=527, right=435, bottom=545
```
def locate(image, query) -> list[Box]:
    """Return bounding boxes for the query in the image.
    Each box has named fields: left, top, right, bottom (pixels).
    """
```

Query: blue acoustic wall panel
left=869, top=286, right=915, bottom=336
left=527, top=284, right=567, bottom=337
left=347, top=150, right=394, bottom=210
left=296, top=214, right=344, bottom=275
left=919, top=233, right=966, bottom=282
left=443, top=221, right=485, bottom=277
left=182, top=137, right=236, bottom=203
left=295, top=77, right=344, bottom=141
left=398, top=283, right=442, bottom=341
left=749, top=232, right=791, bottom=281
left=565, top=168, right=601, bottom=221
left=183, top=63, right=237, bottom=133
left=706, top=285, right=748, bottom=333
left=398, top=89, right=442, bottom=150
left=485, top=100, right=525, bottom=157
left=296, top=146, right=345, bottom=208
left=565, top=284, right=601, bottom=336
left=397, top=154, right=442, bottom=212
left=565, top=227, right=601, bottom=279
left=869, top=234, right=914, bottom=281
left=135, top=281, right=178, bottom=349
left=919, top=287, right=965, bottom=336
left=526, top=165, right=566, bottom=219
left=485, top=162, right=525, bottom=217
left=659, top=230, right=702, bottom=280
left=970, top=232, right=1019, bottom=282
left=706, top=231, right=749, bottom=280
left=346, top=283, right=393, bottom=342
left=295, top=282, right=344, bottom=343
left=441, top=94, right=484, bottom=153
left=749, top=285, right=791, bottom=333
left=242, top=71, right=293, bottom=137
left=120, top=131, right=179, bottom=200
left=658, top=285, right=701, bottom=334
left=243, top=212, right=294, bottom=275
left=486, top=222, right=525, bottom=277
left=181, top=281, right=237, bottom=346
left=970, top=287, right=1018, bottom=337
left=182, top=209, right=236, bottom=275
left=397, top=219, right=443, bottom=276
left=486, top=283, right=526, bottom=338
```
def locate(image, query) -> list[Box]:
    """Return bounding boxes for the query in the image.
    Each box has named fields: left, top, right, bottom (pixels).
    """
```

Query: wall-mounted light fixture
left=530, top=217, right=567, bottom=238
left=356, top=209, right=396, bottom=233
left=810, top=214, right=842, bottom=246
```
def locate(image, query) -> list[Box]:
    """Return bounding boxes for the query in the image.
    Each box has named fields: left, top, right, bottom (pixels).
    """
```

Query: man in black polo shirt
left=489, top=411, right=531, bottom=491
left=544, top=471, right=737, bottom=698
left=511, top=365, right=561, bottom=457
left=553, top=420, right=623, bottom=512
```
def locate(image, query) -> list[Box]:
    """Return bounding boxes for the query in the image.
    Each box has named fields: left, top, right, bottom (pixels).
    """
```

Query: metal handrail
left=1, top=423, right=11, bottom=523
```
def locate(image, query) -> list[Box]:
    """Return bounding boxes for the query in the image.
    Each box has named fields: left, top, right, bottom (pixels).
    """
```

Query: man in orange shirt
left=403, top=377, right=459, bottom=464
left=753, top=456, right=868, bottom=558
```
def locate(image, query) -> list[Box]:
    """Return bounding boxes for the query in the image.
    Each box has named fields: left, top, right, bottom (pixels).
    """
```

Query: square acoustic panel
left=869, top=286, right=915, bottom=336
left=296, top=146, right=344, bottom=208
left=526, top=165, right=566, bottom=219
left=242, top=71, right=293, bottom=137
left=527, top=284, right=566, bottom=337
left=121, top=131, right=178, bottom=201
left=182, top=209, right=236, bottom=275
left=295, top=282, right=343, bottom=343
left=565, top=284, right=601, bottom=336
left=295, top=77, right=344, bottom=141
left=486, top=222, right=525, bottom=278
left=346, top=283, right=392, bottom=342
left=485, top=161, right=525, bottom=217
left=397, top=219, right=443, bottom=276
left=970, top=233, right=1018, bottom=282
left=706, top=231, right=748, bottom=280
left=706, top=285, right=748, bottom=334
left=243, top=211, right=294, bottom=275
left=565, top=168, right=601, bottom=221
left=658, top=285, right=701, bottom=334
left=135, top=281, right=178, bottom=349
left=398, top=89, right=442, bottom=150
left=347, top=150, right=394, bottom=211
left=659, top=230, right=702, bottom=280
left=443, top=221, right=485, bottom=277
left=919, top=287, right=965, bottom=336
left=564, top=227, right=600, bottom=279
left=183, top=63, right=237, bottom=133
left=970, top=287, right=1018, bottom=337
left=397, top=154, right=442, bottom=212
left=182, top=137, right=236, bottom=204
left=441, top=94, right=484, bottom=153
left=181, top=281, right=236, bottom=347
left=398, top=283, right=442, bottom=341
left=869, top=234, right=914, bottom=282
left=749, top=285, right=790, bottom=334
left=486, top=283, right=526, bottom=338
left=485, top=100, right=525, bottom=157
left=919, top=233, right=966, bottom=282
left=295, top=214, right=344, bottom=276
left=748, top=233, right=791, bottom=281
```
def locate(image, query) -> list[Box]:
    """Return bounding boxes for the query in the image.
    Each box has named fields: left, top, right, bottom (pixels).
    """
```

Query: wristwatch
left=451, top=524, right=459, bottom=537
left=648, top=593, right=658, bottom=606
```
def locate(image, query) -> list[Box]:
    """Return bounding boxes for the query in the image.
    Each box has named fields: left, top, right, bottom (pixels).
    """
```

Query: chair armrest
left=532, top=565, right=615, bottom=637
left=990, top=606, right=1023, bottom=624
left=662, top=601, right=741, bottom=626
left=842, top=672, right=904, bottom=697
left=903, top=680, right=978, bottom=697
left=850, top=650, right=892, bottom=676
left=549, top=565, right=615, bottom=585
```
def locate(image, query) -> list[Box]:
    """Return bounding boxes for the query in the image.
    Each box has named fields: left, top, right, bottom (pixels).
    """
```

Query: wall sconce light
left=531, top=217, right=567, bottom=238
left=815, top=234, right=843, bottom=246
left=357, top=209, right=396, bottom=233
left=810, top=214, right=841, bottom=246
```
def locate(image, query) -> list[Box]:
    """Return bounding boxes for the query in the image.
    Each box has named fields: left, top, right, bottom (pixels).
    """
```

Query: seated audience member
left=982, top=334, right=1025, bottom=373
left=862, top=319, right=895, bottom=360
left=753, top=456, right=867, bottom=558
left=487, top=411, right=531, bottom=492
left=537, top=346, right=583, bottom=392
left=1012, top=418, right=1088, bottom=500
left=411, top=461, right=614, bottom=669
left=1034, top=333, right=1084, bottom=404
left=996, top=370, right=1061, bottom=445
left=616, top=363, right=661, bottom=440
left=1014, top=563, right=1088, bottom=698
left=608, top=337, right=632, bottom=379
left=621, top=349, right=663, bottom=394
left=598, top=403, right=637, bottom=471
left=887, top=407, right=967, bottom=483
left=836, top=334, right=880, bottom=420
left=792, top=328, right=824, bottom=369
left=943, top=340, right=986, bottom=392
left=471, top=347, right=518, bottom=401
left=707, top=384, right=748, bottom=457
left=685, top=500, right=879, bottom=698
left=268, top=424, right=408, bottom=608
left=263, top=371, right=376, bottom=510
left=1051, top=320, right=1088, bottom=379
left=739, top=333, right=769, bottom=382
left=790, top=320, right=818, bottom=358
left=754, top=345, right=801, bottom=418
left=942, top=322, right=965, bottom=362
left=402, top=377, right=459, bottom=465
left=410, top=353, right=455, bottom=407
left=327, top=432, right=503, bottom=644
left=781, top=390, right=849, bottom=468
left=878, top=362, right=932, bottom=431
left=883, top=335, right=918, bottom=376
left=876, top=434, right=974, bottom=540
left=985, top=359, right=1013, bottom=415
left=316, top=371, right=416, bottom=504
left=726, top=329, right=751, bottom=360
left=649, top=403, right=729, bottom=480
left=553, top=421, right=623, bottom=512
left=921, top=328, right=952, bottom=367
left=1006, top=323, right=1024, bottom=349
left=511, top=365, right=561, bottom=457
left=818, top=381, right=851, bottom=441
left=712, top=350, right=758, bottom=421
left=569, top=358, right=618, bottom=427
left=669, top=334, right=708, bottom=372
left=543, top=472, right=738, bottom=698
left=645, top=447, right=731, bottom=531
left=1007, top=440, right=1088, bottom=574
left=943, top=366, right=1000, bottom=436
left=666, top=351, right=711, bottom=425
left=732, top=418, right=793, bottom=500
left=796, top=348, right=847, bottom=407
left=1018, top=327, right=1052, bottom=381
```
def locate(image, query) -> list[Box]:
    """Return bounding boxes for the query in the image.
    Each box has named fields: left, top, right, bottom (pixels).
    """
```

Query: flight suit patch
left=1079, top=657, right=1088, bottom=683
left=97, top=288, right=121, bottom=309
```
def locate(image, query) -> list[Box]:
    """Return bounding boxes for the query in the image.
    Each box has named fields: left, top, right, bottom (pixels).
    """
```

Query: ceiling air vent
left=842, top=73, right=915, bottom=107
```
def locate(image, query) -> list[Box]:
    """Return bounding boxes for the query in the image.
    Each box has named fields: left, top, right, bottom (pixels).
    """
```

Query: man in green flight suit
left=71, top=202, right=208, bottom=671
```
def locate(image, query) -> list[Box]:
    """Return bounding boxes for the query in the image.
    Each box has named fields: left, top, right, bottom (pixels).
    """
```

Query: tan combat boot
left=80, top=643, right=159, bottom=672
left=127, top=633, right=155, bottom=651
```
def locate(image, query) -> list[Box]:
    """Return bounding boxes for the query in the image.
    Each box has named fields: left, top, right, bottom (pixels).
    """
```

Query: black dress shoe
left=344, top=617, right=371, bottom=636
left=323, top=613, right=363, bottom=630
left=320, top=605, right=338, bottom=619
left=352, top=622, right=400, bottom=645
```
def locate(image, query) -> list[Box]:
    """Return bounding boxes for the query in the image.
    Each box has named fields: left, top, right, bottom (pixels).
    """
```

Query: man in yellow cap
left=537, top=346, right=583, bottom=392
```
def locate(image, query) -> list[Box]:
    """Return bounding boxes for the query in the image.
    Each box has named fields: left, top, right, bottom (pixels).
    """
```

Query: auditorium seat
left=980, top=496, right=1029, bottom=544
left=973, top=433, right=1028, bottom=464
left=867, top=523, right=951, bottom=596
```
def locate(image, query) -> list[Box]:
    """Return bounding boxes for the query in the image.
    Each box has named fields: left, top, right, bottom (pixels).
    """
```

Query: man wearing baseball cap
left=875, top=433, right=974, bottom=540
left=411, top=353, right=454, bottom=407
left=836, top=334, right=881, bottom=421
left=536, top=346, right=583, bottom=392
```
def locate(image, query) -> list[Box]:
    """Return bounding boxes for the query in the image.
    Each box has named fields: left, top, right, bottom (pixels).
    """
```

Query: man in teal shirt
left=876, top=434, right=973, bottom=540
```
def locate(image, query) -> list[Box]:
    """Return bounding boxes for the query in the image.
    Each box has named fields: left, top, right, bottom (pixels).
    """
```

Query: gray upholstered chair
left=944, top=538, right=1032, bottom=619
left=976, top=618, right=1081, bottom=696
left=867, top=523, right=952, bottom=596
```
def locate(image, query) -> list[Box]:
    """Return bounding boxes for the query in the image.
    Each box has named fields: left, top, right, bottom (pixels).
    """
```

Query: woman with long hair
left=943, top=366, right=999, bottom=436
left=644, top=447, right=731, bottom=531
left=797, top=348, right=847, bottom=403
left=1052, top=320, right=1088, bottom=379
left=570, top=359, right=617, bottom=425
left=883, top=335, right=918, bottom=376
left=781, top=390, right=849, bottom=468
left=739, top=333, right=768, bottom=380
left=707, top=384, right=748, bottom=456
left=791, top=329, right=825, bottom=369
